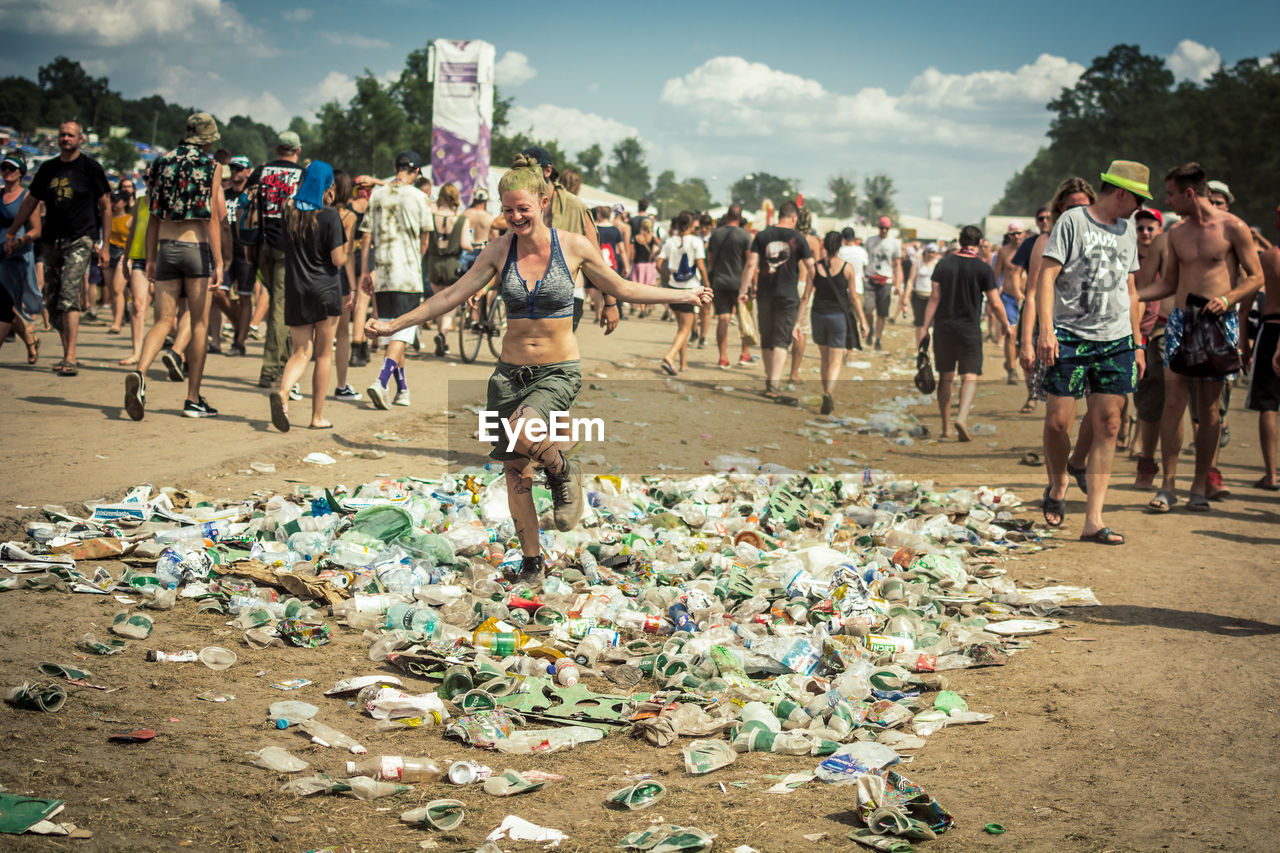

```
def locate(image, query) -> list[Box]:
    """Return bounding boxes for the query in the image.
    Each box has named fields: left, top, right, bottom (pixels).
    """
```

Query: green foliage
left=728, top=172, right=796, bottom=212
left=993, top=44, right=1280, bottom=238
left=100, top=136, right=138, bottom=176
left=605, top=137, right=651, bottom=200
left=576, top=143, right=604, bottom=185
left=0, top=75, right=43, bottom=132
left=857, top=173, right=898, bottom=223
left=310, top=73, right=407, bottom=176
left=827, top=173, right=857, bottom=218
left=651, top=170, right=712, bottom=218
left=490, top=132, right=566, bottom=173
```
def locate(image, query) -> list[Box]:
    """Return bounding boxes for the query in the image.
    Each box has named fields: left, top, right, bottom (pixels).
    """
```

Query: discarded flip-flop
left=37, top=662, right=94, bottom=682
left=5, top=681, right=67, bottom=713
left=108, top=728, right=157, bottom=743
left=400, top=798, right=466, bottom=831
left=482, top=768, right=544, bottom=797
left=605, top=780, right=667, bottom=811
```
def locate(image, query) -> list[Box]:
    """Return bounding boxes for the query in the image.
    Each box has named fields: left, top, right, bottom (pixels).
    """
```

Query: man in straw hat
left=1034, top=159, right=1149, bottom=545
left=124, top=112, right=225, bottom=420
left=1136, top=162, right=1262, bottom=512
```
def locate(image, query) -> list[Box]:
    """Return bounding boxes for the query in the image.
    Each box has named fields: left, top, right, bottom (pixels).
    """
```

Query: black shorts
left=910, top=292, right=930, bottom=327
left=285, top=277, right=341, bottom=327
left=155, top=240, right=213, bottom=280
left=1246, top=321, right=1280, bottom=413
left=221, top=256, right=253, bottom=296
left=933, top=326, right=983, bottom=375
left=375, top=291, right=421, bottom=319
left=865, top=281, right=893, bottom=318
left=757, top=294, right=798, bottom=349
left=1134, top=330, right=1166, bottom=422
left=712, top=289, right=738, bottom=316
left=130, top=258, right=146, bottom=273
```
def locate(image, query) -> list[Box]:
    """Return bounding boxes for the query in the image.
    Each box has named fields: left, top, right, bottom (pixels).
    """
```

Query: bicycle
left=457, top=289, right=506, bottom=363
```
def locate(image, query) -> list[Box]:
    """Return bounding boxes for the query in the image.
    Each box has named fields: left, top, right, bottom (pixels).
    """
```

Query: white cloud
left=322, top=32, right=391, bottom=50
left=659, top=55, right=1068, bottom=153
left=506, top=104, right=642, bottom=161
left=155, top=64, right=290, bottom=128
left=306, top=71, right=357, bottom=109
left=902, top=54, right=1084, bottom=109
left=283, top=7, right=313, bottom=21
left=495, top=51, right=537, bottom=87
left=1167, top=39, right=1221, bottom=84
left=8, top=0, right=273, bottom=56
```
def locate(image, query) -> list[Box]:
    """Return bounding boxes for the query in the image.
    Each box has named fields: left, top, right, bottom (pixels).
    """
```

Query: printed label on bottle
left=381, top=756, right=404, bottom=781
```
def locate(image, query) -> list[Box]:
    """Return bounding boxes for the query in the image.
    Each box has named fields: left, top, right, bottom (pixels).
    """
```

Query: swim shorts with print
left=1165, top=304, right=1240, bottom=383
left=1042, top=329, right=1138, bottom=398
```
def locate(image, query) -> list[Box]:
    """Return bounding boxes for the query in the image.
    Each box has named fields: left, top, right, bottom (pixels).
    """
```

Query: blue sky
left=4, top=0, right=1278, bottom=222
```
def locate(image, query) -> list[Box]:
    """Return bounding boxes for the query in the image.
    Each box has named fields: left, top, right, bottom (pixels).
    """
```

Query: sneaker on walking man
left=359, top=150, right=433, bottom=409
left=1036, top=160, right=1150, bottom=544
left=5, top=120, right=110, bottom=375
left=250, top=132, right=304, bottom=388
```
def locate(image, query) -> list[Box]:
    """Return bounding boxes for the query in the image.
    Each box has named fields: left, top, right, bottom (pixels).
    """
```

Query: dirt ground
left=1, top=310, right=1278, bottom=853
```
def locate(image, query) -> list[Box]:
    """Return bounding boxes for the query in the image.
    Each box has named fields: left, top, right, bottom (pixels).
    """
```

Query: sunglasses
left=0, top=163, right=17, bottom=172
left=1136, top=225, right=1157, bottom=233
left=1035, top=215, right=1050, bottom=222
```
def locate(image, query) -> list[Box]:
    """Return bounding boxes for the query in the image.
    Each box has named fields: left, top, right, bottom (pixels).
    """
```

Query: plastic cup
left=198, top=646, right=237, bottom=670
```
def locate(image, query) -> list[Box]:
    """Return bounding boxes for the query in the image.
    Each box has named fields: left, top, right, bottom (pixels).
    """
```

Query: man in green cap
left=1035, top=159, right=1148, bottom=545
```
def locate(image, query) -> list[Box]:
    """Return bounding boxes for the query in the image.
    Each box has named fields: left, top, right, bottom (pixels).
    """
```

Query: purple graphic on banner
left=432, top=126, right=480, bottom=202
left=430, top=40, right=493, bottom=208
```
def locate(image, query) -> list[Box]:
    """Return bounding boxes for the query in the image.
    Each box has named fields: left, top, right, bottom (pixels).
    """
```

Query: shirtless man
left=461, top=188, right=494, bottom=253
left=1137, top=163, right=1262, bottom=511
left=993, top=224, right=1024, bottom=384
left=1244, top=240, right=1280, bottom=489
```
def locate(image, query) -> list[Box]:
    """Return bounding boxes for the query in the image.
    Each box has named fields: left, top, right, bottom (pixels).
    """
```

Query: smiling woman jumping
left=365, top=154, right=711, bottom=584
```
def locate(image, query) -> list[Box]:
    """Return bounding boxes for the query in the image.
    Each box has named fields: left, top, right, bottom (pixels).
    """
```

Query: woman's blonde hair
left=498, top=153, right=550, bottom=199
left=438, top=182, right=460, bottom=210
left=1049, top=177, right=1096, bottom=225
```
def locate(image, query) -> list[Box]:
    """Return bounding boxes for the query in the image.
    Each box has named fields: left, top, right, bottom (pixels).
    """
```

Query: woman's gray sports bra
left=500, top=228, right=575, bottom=320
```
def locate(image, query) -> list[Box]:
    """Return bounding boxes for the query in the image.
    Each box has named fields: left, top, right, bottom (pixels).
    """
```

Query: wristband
left=604, top=302, right=618, bottom=309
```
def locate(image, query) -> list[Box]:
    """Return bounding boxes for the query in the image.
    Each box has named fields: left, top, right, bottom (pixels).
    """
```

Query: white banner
left=430, top=39, right=494, bottom=206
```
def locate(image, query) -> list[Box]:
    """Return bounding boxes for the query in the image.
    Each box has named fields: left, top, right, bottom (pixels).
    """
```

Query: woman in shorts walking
left=804, top=231, right=867, bottom=414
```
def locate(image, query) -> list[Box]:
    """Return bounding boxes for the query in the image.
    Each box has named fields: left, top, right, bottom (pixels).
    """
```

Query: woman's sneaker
left=334, top=384, right=362, bottom=401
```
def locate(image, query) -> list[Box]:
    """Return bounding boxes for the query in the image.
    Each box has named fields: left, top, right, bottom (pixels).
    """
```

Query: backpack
left=236, top=185, right=261, bottom=249
left=427, top=213, right=468, bottom=286
left=671, top=238, right=697, bottom=283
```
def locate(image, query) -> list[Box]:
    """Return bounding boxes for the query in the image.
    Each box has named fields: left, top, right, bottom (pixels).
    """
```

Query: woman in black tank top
left=802, top=230, right=867, bottom=414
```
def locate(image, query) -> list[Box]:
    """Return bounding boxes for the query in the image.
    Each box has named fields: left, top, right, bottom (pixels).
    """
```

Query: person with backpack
left=656, top=210, right=708, bottom=375
left=590, top=205, right=624, bottom=322
left=425, top=182, right=472, bottom=358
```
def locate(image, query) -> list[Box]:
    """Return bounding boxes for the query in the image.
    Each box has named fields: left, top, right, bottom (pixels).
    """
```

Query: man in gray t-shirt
left=1043, top=205, right=1139, bottom=341
left=1034, top=159, right=1150, bottom=548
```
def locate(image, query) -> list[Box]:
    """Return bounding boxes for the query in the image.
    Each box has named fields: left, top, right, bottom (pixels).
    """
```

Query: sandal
left=1041, top=486, right=1066, bottom=528
left=660, top=359, right=677, bottom=376
left=1019, top=400, right=1036, bottom=413
left=56, top=361, right=78, bottom=377
left=1079, top=527, right=1125, bottom=545
left=1147, top=490, right=1176, bottom=513
left=1253, top=477, right=1280, bottom=492
left=1186, top=493, right=1211, bottom=512
left=25, top=337, right=39, bottom=364
left=268, top=391, right=290, bottom=432
left=1067, top=462, right=1088, bottom=494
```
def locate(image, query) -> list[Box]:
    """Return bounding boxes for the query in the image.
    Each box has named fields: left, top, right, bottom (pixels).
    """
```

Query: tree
left=857, top=173, right=898, bottom=223
left=728, top=172, right=796, bottom=212
left=101, top=136, right=138, bottom=176
left=312, top=73, right=408, bottom=176
left=38, top=56, right=113, bottom=129
left=0, top=76, right=44, bottom=132
left=605, top=136, right=650, bottom=199
left=827, top=173, right=857, bottom=218
left=490, top=132, right=565, bottom=174
left=651, top=170, right=713, bottom=218
left=576, top=143, right=604, bottom=186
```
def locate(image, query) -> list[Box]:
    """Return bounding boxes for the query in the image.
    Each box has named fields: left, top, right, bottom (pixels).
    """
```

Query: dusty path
left=1, top=311, right=1277, bottom=852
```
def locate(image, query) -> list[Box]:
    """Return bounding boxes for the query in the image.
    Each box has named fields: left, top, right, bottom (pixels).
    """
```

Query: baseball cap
left=520, top=145, right=554, bottom=168
left=394, top=150, right=423, bottom=171
left=184, top=112, right=220, bottom=146
left=472, top=187, right=488, bottom=202
left=1006, top=220, right=1024, bottom=232
left=1135, top=208, right=1163, bottom=225
left=1, top=151, right=26, bottom=175
left=1207, top=180, right=1234, bottom=204
left=841, top=227, right=856, bottom=240
left=229, top=155, right=251, bottom=171
left=877, top=216, right=892, bottom=228
left=276, top=130, right=302, bottom=152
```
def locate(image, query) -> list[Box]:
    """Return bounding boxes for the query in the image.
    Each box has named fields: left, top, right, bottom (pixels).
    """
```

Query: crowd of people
left=3, top=114, right=1278, bottom=560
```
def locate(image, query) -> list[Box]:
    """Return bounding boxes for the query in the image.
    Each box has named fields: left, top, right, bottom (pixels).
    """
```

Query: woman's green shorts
left=485, top=359, right=583, bottom=460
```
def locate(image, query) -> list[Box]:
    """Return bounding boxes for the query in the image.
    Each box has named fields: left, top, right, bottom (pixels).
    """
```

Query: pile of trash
left=0, top=459, right=1100, bottom=850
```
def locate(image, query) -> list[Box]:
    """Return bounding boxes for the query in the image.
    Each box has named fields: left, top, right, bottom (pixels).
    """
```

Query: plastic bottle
left=146, top=649, right=197, bottom=663
left=554, top=658, right=580, bottom=686
left=573, top=633, right=606, bottom=666
left=507, top=657, right=548, bottom=678
left=473, top=628, right=520, bottom=656
left=384, top=603, right=441, bottom=636
left=614, top=608, right=667, bottom=634
left=668, top=601, right=698, bottom=633
left=345, top=755, right=445, bottom=783
left=328, top=593, right=407, bottom=618
left=329, top=540, right=375, bottom=569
